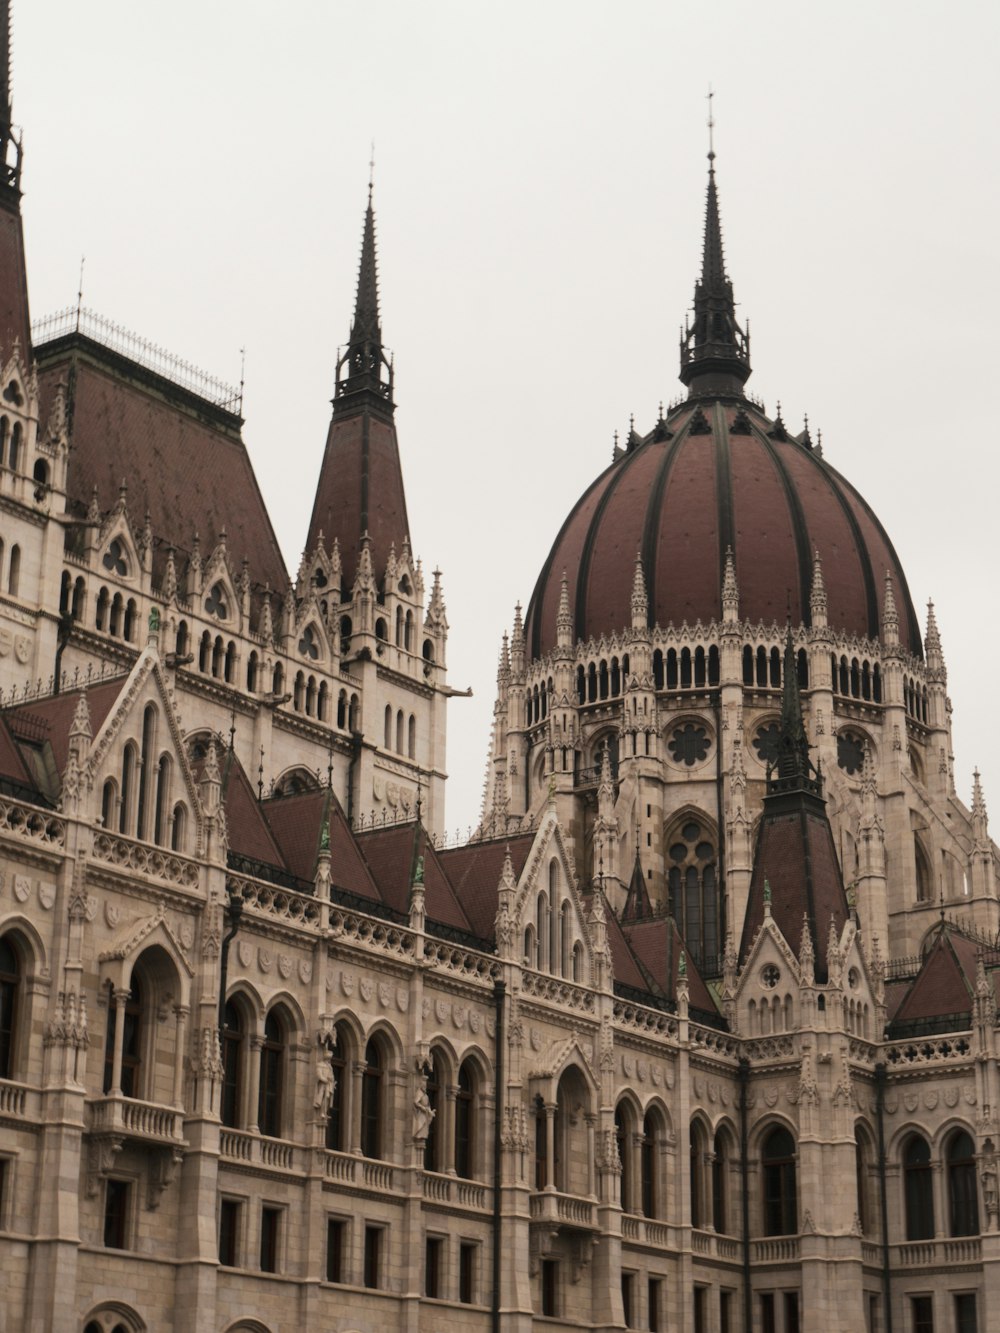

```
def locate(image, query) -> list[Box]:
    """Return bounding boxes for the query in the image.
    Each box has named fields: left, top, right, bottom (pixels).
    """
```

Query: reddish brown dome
left=524, top=398, right=921, bottom=661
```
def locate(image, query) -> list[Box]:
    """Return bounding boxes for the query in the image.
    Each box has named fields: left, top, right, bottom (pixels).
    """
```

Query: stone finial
left=799, top=912, right=815, bottom=985
left=972, top=769, right=990, bottom=850
left=70, top=691, right=92, bottom=746
left=556, top=571, right=573, bottom=648
left=163, top=547, right=178, bottom=603
left=925, top=599, right=946, bottom=683
left=260, top=585, right=274, bottom=643
left=810, top=550, right=827, bottom=626
left=426, top=567, right=447, bottom=631
left=510, top=603, right=525, bottom=678
left=763, top=878, right=772, bottom=916
left=353, top=534, right=375, bottom=595
left=881, top=569, right=899, bottom=647
left=721, top=545, right=739, bottom=621
left=826, top=914, right=843, bottom=985
left=631, top=552, right=649, bottom=629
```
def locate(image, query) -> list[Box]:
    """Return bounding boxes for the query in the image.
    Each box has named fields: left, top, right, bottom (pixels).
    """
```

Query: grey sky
left=16, top=1, right=1000, bottom=840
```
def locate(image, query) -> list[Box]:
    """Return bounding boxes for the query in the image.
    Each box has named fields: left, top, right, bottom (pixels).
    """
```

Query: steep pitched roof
left=624, top=913, right=719, bottom=1017
left=263, top=787, right=380, bottom=903
left=437, top=833, right=535, bottom=940
left=356, top=822, right=472, bottom=933
left=890, top=927, right=979, bottom=1032
left=4, top=676, right=126, bottom=802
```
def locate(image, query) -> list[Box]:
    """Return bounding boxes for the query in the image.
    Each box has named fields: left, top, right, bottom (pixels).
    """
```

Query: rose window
left=753, top=723, right=780, bottom=766
left=668, top=723, right=710, bottom=767
left=837, top=731, right=866, bottom=776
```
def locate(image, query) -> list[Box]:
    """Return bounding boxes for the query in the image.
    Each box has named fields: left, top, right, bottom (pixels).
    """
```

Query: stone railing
left=423, top=938, right=500, bottom=984
left=456, top=1180, right=488, bottom=1210
left=861, top=1241, right=882, bottom=1266
left=692, top=1229, right=740, bottom=1260
left=613, top=999, right=678, bottom=1040
left=620, top=1215, right=672, bottom=1248
left=751, top=1237, right=799, bottom=1263
left=422, top=1172, right=451, bottom=1202
left=622, top=1215, right=640, bottom=1240
left=93, top=830, right=200, bottom=888
left=895, top=1238, right=982, bottom=1267
left=329, top=906, right=415, bottom=959
left=0, top=1078, right=35, bottom=1121
left=530, top=1191, right=597, bottom=1230
left=323, top=1150, right=356, bottom=1184
left=420, top=1173, right=488, bottom=1210
left=0, top=796, right=65, bottom=849
left=219, top=1129, right=254, bottom=1162
left=88, top=1093, right=183, bottom=1143
left=229, top=874, right=322, bottom=928
left=521, top=970, right=596, bottom=1013
left=883, top=1035, right=972, bottom=1067
left=690, top=1025, right=740, bottom=1058
left=218, top=1128, right=297, bottom=1172
left=260, top=1138, right=295, bottom=1171
left=362, top=1160, right=394, bottom=1191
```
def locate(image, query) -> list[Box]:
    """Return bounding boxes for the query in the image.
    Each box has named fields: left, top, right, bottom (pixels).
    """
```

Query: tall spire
left=772, top=626, right=821, bottom=797
left=0, top=1, right=20, bottom=197
left=334, top=184, right=393, bottom=416
left=679, top=101, right=751, bottom=398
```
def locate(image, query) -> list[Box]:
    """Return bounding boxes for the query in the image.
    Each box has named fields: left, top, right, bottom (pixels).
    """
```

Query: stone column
left=109, top=987, right=130, bottom=1095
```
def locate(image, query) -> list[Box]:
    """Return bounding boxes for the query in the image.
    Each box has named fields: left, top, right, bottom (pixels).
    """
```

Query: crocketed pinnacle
left=772, top=626, right=820, bottom=796
left=334, top=188, right=393, bottom=413
left=679, top=148, right=751, bottom=397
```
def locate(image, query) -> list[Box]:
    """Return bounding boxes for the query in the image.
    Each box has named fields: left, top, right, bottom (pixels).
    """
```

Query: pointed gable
left=5, top=675, right=128, bottom=804
left=890, top=928, right=978, bottom=1033
left=263, top=788, right=381, bottom=904
left=624, top=914, right=720, bottom=1018
left=357, top=822, right=472, bottom=933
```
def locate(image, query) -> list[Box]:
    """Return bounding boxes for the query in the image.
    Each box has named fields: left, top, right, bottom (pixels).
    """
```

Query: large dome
left=525, top=157, right=921, bottom=663
left=524, top=397, right=921, bottom=660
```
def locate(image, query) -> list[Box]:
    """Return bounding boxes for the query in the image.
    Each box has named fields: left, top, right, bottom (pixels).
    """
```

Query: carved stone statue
left=314, top=1033, right=336, bottom=1118
left=413, top=1062, right=435, bottom=1142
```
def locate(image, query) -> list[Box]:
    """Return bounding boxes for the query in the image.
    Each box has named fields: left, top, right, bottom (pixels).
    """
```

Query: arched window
left=8, top=421, right=20, bottom=471
left=136, top=706, right=155, bottom=841
left=7, top=543, right=19, bottom=596
left=396, top=709, right=404, bottom=754
left=408, top=714, right=416, bottom=759
left=948, top=1131, right=978, bottom=1236
left=405, top=609, right=413, bottom=651
left=423, top=1053, right=444, bottom=1172
left=914, top=836, right=932, bottom=903
left=337, top=690, right=347, bottom=729
left=153, top=756, right=170, bottom=846
left=0, top=415, right=7, bottom=464
left=306, top=675, right=317, bottom=715
left=101, top=779, right=117, bottom=830
left=535, top=893, right=548, bottom=971
left=0, top=934, right=21, bottom=1079
left=762, top=1126, right=797, bottom=1236
left=713, top=1128, right=732, bottom=1234
left=175, top=620, right=189, bottom=658
left=384, top=705, right=393, bottom=750
left=103, top=977, right=143, bottom=1098
left=72, top=577, right=85, bottom=620
left=293, top=671, right=304, bottom=712
left=615, top=1104, right=633, bottom=1212
left=109, top=592, right=123, bottom=637
left=340, top=616, right=352, bottom=656
left=119, top=744, right=137, bottom=835
left=904, top=1135, right=934, bottom=1240
left=224, top=641, right=236, bottom=683
left=247, top=650, right=258, bottom=692
left=455, top=1060, right=475, bottom=1179
left=96, top=586, right=109, bottom=631
left=212, top=636, right=224, bottom=678
left=361, top=1038, right=384, bottom=1159
left=756, top=646, right=767, bottom=687
left=198, top=631, right=211, bottom=673
left=221, top=1000, right=244, bottom=1128
left=258, top=1009, right=287, bottom=1137
left=318, top=682, right=329, bottom=721
left=171, top=803, right=187, bottom=853
left=690, top=1121, right=708, bottom=1228
left=641, top=1110, right=661, bottom=1218
left=680, top=648, right=692, bottom=688
left=123, top=598, right=137, bottom=642
left=375, top=616, right=387, bottom=642
left=667, top=818, right=719, bottom=968
left=395, top=606, right=404, bottom=646
left=272, top=662, right=284, bottom=695
left=422, top=637, right=435, bottom=663
left=326, top=1025, right=348, bottom=1153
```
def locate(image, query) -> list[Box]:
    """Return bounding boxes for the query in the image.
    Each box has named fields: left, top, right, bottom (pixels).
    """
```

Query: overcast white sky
left=15, top=0, right=1000, bottom=839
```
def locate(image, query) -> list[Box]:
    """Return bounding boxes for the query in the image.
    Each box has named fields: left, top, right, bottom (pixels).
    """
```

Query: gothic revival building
left=0, top=9, right=997, bottom=1332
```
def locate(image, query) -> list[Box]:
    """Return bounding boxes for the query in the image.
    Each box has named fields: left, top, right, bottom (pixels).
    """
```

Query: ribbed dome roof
left=524, top=398, right=921, bottom=661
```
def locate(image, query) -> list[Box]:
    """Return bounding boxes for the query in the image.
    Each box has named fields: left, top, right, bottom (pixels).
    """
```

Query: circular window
left=837, top=730, right=866, bottom=776
left=761, top=964, right=781, bottom=989
left=669, top=842, right=688, bottom=862
left=753, top=723, right=780, bottom=766
left=668, top=723, right=711, bottom=767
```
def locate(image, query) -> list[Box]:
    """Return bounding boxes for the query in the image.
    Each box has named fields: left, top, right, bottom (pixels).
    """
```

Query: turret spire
left=772, top=626, right=821, bottom=796
left=334, top=186, right=393, bottom=415
left=0, top=0, right=20, bottom=197
left=679, top=111, right=751, bottom=398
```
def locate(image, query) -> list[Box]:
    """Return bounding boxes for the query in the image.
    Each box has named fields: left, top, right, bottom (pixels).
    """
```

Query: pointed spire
left=630, top=552, right=648, bottom=629
left=810, top=550, right=828, bottom=627
left=925, top=600, right=946, bottom=683
left=799, top=912, right=815, bottom=985
left=0, top=0, right=20, bottom=197
left=972, top=769, right=990, bottom=851
left=556, top=571, right=573, bottom=648
left=334, top=186, right=393, bottom=414
left=881, top=570, right=899, bottom=648
left=773, top=626, right=818, bottom=792
left=679, top=126, right=751, bottom=398
left=721, top=545, right=739, bottom=621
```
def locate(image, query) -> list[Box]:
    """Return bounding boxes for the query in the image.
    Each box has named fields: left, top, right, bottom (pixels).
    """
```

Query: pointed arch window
left=615, top=1104, right=633, bottom=1212
left=0, top=935, right=21, bottom=1079
left=762, top=1125, right=797, bottom=1236
left=641, top=1110, right=660, bottom=1218
left=258, top=1010, right=286, bottom=1138
left=205, top=582, right=228, bottom=619
left=361, top=1038, right=384, bottom=1159
left=7, top=544, right=19, bottom=596
left=455, top=1061, right=475, bottom=1179
left=904, top=1134, right=934, bottom=1240
left=948, top=1131, right=978, bottom=1237
left=713, top=1127, right=731, bottom=1234
left=221, top=1000, right=244, bottom=1128
left=667, top=818, right=719, bottom=969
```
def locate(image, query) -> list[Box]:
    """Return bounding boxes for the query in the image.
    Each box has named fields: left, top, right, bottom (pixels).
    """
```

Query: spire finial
left=334, top=179, right=394, bottom=413
left=707, top=85, right=716, bottom=164
left=368, top=140, right=375, bottom=199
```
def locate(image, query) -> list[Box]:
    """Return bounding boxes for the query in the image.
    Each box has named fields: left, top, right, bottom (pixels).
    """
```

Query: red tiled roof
left=892, top=929, right=976, bottom=1027
left=5, top=676, right=126, bottom=777
left=438, top=834, right=535, bottom=940
left=357, top=823, right=472, bottom=932
left=525, top=401, right=921, bottom=658
left=37, top=344, right=289, bottom=625
left=0, top=714, right=37, bottom=791
left=306, top=410, right=411, bottom=591
left=263, top=788, right=381, bottom=903
left=625, top=914, right=719, bottom=1015
left=218, top=751, right=287, bottom=870
left=0, top=197, right=30, bottom=359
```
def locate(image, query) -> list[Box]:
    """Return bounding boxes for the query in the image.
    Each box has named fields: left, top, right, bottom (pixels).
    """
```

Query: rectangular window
left=0, top=1158, right=8, bottom=1226
left=425, top=1235, right=442, bottom=1298
left=648, top=1277, right=662, bottom=1333
left=326, top=1218, right=345, bottom=1284
left=954, top=1294, right=977, bottom=1333
left=621, top=1272, right=634, bottom=1328
left=364, top=1225, right=381, bottom=1289
left=218, top=1198, right=241, bottom=1267
left=693, top=1285, right=706, bottom=1333
left=911, top=1295, right=934, bottom=1333
left=259, top=1205, right=281, bottom=1273
left=103, top=1179, right=129, bottom=1250
left=867, top=1293, right=880, bottom=1333
left=784, top=1290, right=801, bottom=1333
left=720, top=1289, right=732, bottom=1333
left=459, top=1241, right=476, bottom=1305
left=541, top=1258, right=558, bottom=1318
left=761, top=1292, right=776, bottom=1333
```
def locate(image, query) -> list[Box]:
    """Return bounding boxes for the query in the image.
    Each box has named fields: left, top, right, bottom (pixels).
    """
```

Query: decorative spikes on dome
left=768, top=403, right=788, bottom=441
left=556, top=572, right=573, bottom=648
left=721, top=545, right=739, bottom=621
left=810, top=550, right=827, bottom=625
left=688, top=406, right=712, bottom=436
left=882, top=570, right=899, bottom=648
left=730, top=407, right=752, bottom=435
left=630, top=552, right=648, bottom=629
